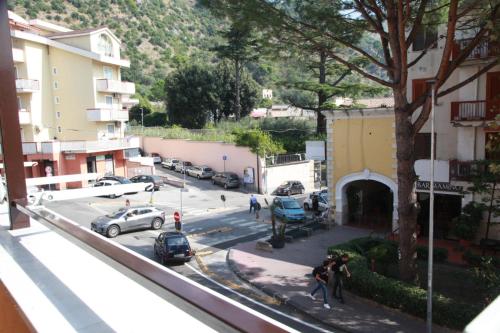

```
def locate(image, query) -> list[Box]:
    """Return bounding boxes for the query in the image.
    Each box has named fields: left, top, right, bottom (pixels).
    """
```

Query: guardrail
left=266, top=153, right=307, bottom=166
left=14, top=201, right=290, bottom=333
left=450, top=100, right=500, bottom=121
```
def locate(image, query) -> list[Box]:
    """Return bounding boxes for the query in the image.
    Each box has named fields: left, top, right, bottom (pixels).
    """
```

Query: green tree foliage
left=165, top=64, right=218, bottom=128
left=164, top=63, right=259, bottom=128
left=233, top=129, right=285, bottom=157
left=143, top=112, right=167, bottom=127
left=260, top=118, right=315, bottom=153
left=212, top=23, right=260, bottom=120
left=128, top=96, right=152, bottom=124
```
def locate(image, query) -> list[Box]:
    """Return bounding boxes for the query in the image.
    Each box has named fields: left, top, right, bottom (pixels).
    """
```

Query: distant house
left=262, top=89, right=273, bottom=99
left=250, top=105, right=316, bottom=119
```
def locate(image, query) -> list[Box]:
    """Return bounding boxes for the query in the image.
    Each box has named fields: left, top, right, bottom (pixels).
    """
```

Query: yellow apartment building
left=7, top=11, right=140, bottom=186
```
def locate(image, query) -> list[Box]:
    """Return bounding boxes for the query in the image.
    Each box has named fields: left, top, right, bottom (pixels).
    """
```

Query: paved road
left=44, top=169, right=336, bottom=332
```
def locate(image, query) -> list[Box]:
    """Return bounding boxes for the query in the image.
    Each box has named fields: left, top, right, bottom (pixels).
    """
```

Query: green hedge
left=416, top=246, right=449, bottom=263
left=328, top=238, right=482, bottom=330
left=463, top=249, right=500, bottom=268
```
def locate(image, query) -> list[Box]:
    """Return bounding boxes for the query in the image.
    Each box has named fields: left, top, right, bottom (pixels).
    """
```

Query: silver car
left=186, top=165, right=215, bottom=179
left=90, top=206, right=165, bottom=238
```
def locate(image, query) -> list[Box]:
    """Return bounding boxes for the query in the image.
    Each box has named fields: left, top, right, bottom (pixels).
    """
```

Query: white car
left=303, top=192, right=329, bottom=211
left=161, top=158, right=180, bottom=170
left=151, top=153, right=162, bottom=164
left=93, top=179, right=124, bottom=199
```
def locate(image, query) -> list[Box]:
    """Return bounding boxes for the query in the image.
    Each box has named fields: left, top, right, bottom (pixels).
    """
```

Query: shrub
left=463, top=250, right=500, bottom=268
left=416, top=246, right=449, bottom=263
left=328, top=238, right=483, bottom=330
left=366, top=242, right=398, bottom=264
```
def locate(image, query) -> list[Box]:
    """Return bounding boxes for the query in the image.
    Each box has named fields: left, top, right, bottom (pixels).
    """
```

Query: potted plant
left=269, top=203, right=286, bottom=248
left=452, top=202, right=483, bottom=247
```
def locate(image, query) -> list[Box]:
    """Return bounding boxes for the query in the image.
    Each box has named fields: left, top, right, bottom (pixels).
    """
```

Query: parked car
left=93, top=179, right=124, bottom=199
left=161, top=158, right=180, bottom=170
left=129, top=175, right=164, bottom=191
left=91, top=206, right=165, bottom=238
left=151, top=153, right=162, bottom=164
left=212, top=172, right=240, bottom=189
left=99, top=175, right=138, bottom=194
left=272, top=197, right=306, bottom=223
left=303, top=192, right=329, bottom=211
left=154, top=232, right=193, bottom=264
left=275, top=181, right=305, bottom=196
left=186, top=165, right=215, bottom=179
left=174, top=161, right=193, bottom=173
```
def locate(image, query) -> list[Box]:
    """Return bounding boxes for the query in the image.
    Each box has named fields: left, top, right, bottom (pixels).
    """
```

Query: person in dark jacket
left=308, top=260, right=333, bottom=309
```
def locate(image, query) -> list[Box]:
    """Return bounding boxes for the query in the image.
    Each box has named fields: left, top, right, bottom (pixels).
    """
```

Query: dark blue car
left=154, top=232, right=193, bottom=264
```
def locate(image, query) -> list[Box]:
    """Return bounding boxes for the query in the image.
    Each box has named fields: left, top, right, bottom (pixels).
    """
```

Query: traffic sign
left=222, top=155, right=228, bottom=161
left=174, top=211, right=181, bottom=222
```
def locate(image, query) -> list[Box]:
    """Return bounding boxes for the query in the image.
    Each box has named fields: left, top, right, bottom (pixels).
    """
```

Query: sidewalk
left=227, top=226, right=457, bottom=333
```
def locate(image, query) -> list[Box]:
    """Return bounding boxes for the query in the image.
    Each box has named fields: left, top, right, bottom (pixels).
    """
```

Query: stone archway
left=335, top=169, right=398, bottom=231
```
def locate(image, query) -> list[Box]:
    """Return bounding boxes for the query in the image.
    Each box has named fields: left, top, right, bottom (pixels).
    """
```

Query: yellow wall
left=331, top=115, right=396, bottom=190
left=50, top=47, right=97, bottom=141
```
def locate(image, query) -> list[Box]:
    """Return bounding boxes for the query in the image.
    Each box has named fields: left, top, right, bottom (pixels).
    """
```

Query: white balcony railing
left=87, top=108, right=129, bottom=122
left=18, top=109, right=31, bottom=125
left=22, top=142, right=37, bottom=155
left=12, top=48, right=24, bottom=62
left=16, top=79, right=40, bottom=93
left=96, top=79, right=135, bottom=95
left=21, top=142, right=61, bottom=155
left=60, top=138, right=139, bottom=153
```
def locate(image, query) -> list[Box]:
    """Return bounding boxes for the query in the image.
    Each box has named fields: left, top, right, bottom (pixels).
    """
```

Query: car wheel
left=304, top=203, right=310, bottom=210
left=106, top=225, right=120, bottom=238
left=224, top=183, right=228, bottom=189
left=151, top=218, right=163, bottom=230
left=110, top=194, right=116, bottom=199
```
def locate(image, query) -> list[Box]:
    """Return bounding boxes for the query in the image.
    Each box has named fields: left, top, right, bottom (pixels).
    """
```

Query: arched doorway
left=345, top=180, right=393, bottom=231
left=335, top=169, right=398, bottom=231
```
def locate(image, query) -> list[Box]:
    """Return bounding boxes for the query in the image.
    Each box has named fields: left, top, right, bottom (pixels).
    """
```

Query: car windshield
left=185, top=162, right=192, bottom=166
left=283, top=200, right=301, bottom=209
left=280, top=181, right=292, bottom=186
left=120, top=178, right=132, bottom=184
left=204, top=168, right=212, bottom=172
left=319, top=193, right=328, bottom=203
left=106, top=208, right=126, bottom=219
left=166, top=236, right=188, bottom=246
left=229, top=174, right=238, bottom=180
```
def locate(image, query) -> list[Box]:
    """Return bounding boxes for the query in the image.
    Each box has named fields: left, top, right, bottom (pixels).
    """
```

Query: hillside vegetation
left=8, top=0, right=221, bottom=95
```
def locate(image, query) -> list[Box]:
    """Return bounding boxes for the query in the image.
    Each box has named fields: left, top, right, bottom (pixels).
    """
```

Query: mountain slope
left=8, top=0, right=221, bottom=94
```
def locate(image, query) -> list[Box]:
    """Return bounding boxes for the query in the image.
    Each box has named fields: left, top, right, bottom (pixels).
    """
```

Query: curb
left=226, top=249, right=358, bottom=333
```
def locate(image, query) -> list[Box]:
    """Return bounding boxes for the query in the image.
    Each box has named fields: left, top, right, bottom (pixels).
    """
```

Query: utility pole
left=140, top=107, right=144, bottom=132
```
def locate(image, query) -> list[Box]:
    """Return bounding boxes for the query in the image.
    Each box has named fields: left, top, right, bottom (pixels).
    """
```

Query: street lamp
left=426, top=79, right=437, bottom=333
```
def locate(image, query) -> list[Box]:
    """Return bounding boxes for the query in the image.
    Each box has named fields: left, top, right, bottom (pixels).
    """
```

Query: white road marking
left=237, top=221, right=259, bottom=227
left=185, top=264, right=333, bottom=333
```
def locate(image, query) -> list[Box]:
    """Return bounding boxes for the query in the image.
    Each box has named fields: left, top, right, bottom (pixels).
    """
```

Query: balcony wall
left=87, top=108, right=129, bottom=122
left=18, top=109, right=31, bottom=125
left=15, top=79, right=39, bottom=93
left=12, top=48, right=24, bottom=62
left=452, top=38, right=498, bottom=62
left=60, top=138, right=139, bottom=153
left=96, top=79, right=135, bottom=95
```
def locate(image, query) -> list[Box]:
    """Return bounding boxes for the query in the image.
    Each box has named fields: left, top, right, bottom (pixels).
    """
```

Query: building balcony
left=452, top=38, right=498, bottom=63
left=121, top=96, right=139, bottom=109
left=450, top=100, right=500, bottom=123
left=18, top=109, right=31, bottom=125
left=449, top=159, right=498, bottom=181
left=15, top=79, right=39, bottom=93
left=87, top=108, right=129, bottom=122
left=59, top=137, right=140, bottom=153
left=96, top=79, right=135, bottom=95
left=12, top=48, right=24, bottom=62
left=21, top=141, right=61, bottom=155
left=415, top=159, right=450, bottom=183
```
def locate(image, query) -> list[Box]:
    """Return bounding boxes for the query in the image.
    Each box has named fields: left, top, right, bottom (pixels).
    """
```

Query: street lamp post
left=140, top=107, right=144, bottom=131
left=426, top=79, right=437, bottom=333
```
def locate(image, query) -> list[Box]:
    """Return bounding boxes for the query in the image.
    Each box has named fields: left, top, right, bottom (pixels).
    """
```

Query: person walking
left=312, top=194, right=319, bottom=216
left=255, top=200, right=261, bottom=219
left=249, top=194, right=257, bottom=214
left=125, top=199, right=130, bottom=207
left=332, top=254, right=351, bottom=304
left=308, top=260, right=332, bottom=309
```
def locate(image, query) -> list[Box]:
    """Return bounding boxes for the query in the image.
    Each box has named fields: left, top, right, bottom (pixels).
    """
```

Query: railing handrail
left=14, top=202, right=290, bottom=333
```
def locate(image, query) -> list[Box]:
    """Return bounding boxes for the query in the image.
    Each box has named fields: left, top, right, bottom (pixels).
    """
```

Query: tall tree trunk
left=317, top=50, right=327, bottom=135
left=235, top=59, right=241, bottom=121
left=394, top=92, right=419, bottom=282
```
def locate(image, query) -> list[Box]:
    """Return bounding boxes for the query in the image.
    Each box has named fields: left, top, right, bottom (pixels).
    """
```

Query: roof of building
left=46, top=27, right=106, bottom=38
left=28, top=19, right=72, bottom=33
